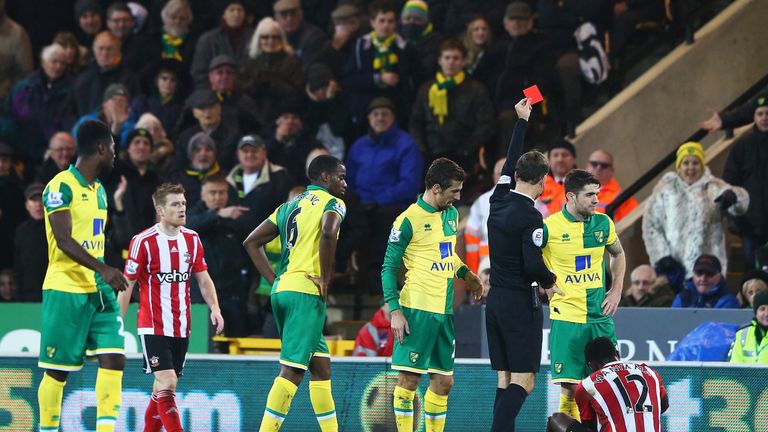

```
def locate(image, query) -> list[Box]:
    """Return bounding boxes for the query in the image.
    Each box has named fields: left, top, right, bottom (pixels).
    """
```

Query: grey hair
left=41, top=44, right=67, bottom=62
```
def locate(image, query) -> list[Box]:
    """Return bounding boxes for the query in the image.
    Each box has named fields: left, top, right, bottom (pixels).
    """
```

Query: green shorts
left=272, top=291, right=329, bottom=370
left=549, top=319, right=616, bottom=383
left=392, top=307, right=454, bottom=375
left=38, top=289, right=125, bottom=371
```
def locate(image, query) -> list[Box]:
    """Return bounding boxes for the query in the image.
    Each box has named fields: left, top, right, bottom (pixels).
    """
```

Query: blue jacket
left=672, top=276, right=740, bottom=308
left=346, top=124, right=423, bottom=208
left=72, top=111, right=137, bottom=150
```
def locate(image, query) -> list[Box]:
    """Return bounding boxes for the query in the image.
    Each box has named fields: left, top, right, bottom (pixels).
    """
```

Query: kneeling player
left=118, top=183, right=224, bottom=432
left=547, top=337, right=669, bottom=432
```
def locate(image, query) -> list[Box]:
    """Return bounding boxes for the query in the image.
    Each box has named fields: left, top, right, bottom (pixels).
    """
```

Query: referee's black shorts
left=485, top=287, right=543, bottom=372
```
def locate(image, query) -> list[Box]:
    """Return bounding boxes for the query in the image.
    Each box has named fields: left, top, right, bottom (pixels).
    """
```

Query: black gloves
left=714, top=189, right=737, bottom=210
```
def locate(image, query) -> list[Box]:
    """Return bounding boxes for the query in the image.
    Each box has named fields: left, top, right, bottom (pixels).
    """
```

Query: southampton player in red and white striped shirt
left=547, top=337, right=669, bottom=432
left=118, top=183, right=224, bottom=432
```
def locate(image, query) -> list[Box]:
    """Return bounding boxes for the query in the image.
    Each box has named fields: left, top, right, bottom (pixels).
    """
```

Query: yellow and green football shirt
left=42, top=165, right=109, bottom=294
left=542, top=207, right=617, bottom=324
left=382, top=195, right=469, bottom=315
left=267, top=185, right=346, bottom=296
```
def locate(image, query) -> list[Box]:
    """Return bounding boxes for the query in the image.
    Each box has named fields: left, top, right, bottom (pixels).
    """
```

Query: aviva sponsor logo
left=564, top=255, right=601, bottom=284
left=430, top=262, right=455, bottom=272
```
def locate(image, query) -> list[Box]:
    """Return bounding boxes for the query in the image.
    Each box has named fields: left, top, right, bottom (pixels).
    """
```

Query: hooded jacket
left=352, top=308, right=394, bottom=357
left=671, top=276, right=739, bottom=309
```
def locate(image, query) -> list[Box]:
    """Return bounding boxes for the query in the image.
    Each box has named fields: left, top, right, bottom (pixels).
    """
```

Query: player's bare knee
left=308, top=356, right=331, bottom=381
left=496, top=371, right=510, bottom=389
left=154, top=370, right=178, bottom=391
left=560, top=382, right=576, bottom=396
left=279, top=365, right=306, bottom=386
left=430, top=374, right=453, bottom=394
left=98, top=353, right=126, bottom=371
left=397, top=371, right=420, bottom=390
left=46, top=369, right=68, bottom=383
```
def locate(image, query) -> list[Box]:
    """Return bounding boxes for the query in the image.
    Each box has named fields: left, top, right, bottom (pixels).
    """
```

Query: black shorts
left=485, top=287, right=543, bottom=373
left=140, top=334, right=189, bottom=376
left=566, top=422, right=593, bottom=432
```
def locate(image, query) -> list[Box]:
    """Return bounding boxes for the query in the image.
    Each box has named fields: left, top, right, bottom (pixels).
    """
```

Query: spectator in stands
left=0, top=0, right=33, bottom=101
left=133, top=0, right=197, bottom=77
left=273, top=0, right=328, bottom=68
left=72, top=83, right=137, bottom=150
left=410, top=38, right=494, bottom=173
left=35, top=132, right=76, bottom=185
left=303, top=62, right=354, bottom=159
left=723, top=97, right=768, bottom=271
left=131, top=59, right=185, bottom=137
left=352, top=302, right=394, bottom=357
left=73, top=0, right=103, bottom=48
left=53, top=32, right=88, bottom=76
left=240, top=17, right=304, bottom=125
left=176, top=89, right=241, bottom=171
left=0, top=269, right=15, bottom=302
left=740, top=270, right=768, bottom=309
left=610, top=0, right=665, bottom=65
left=225, top=134, right=291, bottom=239
left=540, top=138, right=576, bottom=216
left=104, top=129, right=161, bottom=267
left=700, top=88, right=768, bottom=132
left=317, top=3, right=365, bottom=78
left=0, top=142, right=25, bottom=270
left=465, top=158, right=505, bottom=273
left=207, top=55, right=261, bottom=133
left=729, top=290, right=768, bottom=363
left=400, top=0, right=442, bottom=76
left=462, top=16, right=494, bottom=85
left=346, top=96, right=423, bottom=286
left=620, top=264, right=674, bottom=307
left=585, top=149, right=638, bottom=221
left=672, top=254, right=739, bottom=309
left=491, top=2, right=559, bottom=153
left=6, top=44, right=73, bottom=168
left=70, top=31, right=139, bottom=119
left=168, top=132, right=222, bottom=206
left=187, top=175, right=251, bottom=336
left=643, top=141, right=749, bottom=277
left=653, top=255, right=686, bottom=295
left=105, top=3, right=141, bottom=69
left=263, top=99, right=322, bottom=186
left=13, top=183, right=46, bottom=302
left=191, top=0, right=254, bottom=88
left=136, top=113, right=175, bottom=177
left=344, top=0, right=419, bottom=136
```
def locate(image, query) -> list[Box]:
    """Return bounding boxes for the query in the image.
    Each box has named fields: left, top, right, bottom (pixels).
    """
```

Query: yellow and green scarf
left=428, top=71, right=465, bottom=124
left=371, top=32, right=398, bottom=71
left=161, top=32, right=186, bottom=61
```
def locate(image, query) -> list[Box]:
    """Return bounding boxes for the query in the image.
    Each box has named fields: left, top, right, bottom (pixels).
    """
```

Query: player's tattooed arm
left=606, top=238, right=624, bottom=257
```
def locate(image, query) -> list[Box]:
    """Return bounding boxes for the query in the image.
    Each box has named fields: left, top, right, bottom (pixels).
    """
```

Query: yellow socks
left=559, top=392, right=580, bottom=421
left=38, top=373, right=65, bottom=432
left=259, top=377, right=298, bottom=432
left=393, top=386, right=415, bottom=432
left=309, top=380, right=338, bottom=432
left=424, top=389, right=448, bottom=432
left=95, top=368, right=123, bottom=432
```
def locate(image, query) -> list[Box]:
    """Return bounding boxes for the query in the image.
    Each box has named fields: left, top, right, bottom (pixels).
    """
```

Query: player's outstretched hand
left=210, top=308, right=225, bottom=335
left=602, top=288, right=621, bottom=316
left=465, top=271, right=483, bottom=301
left=100, top=266, right=128, bottom=292
left=514, top=98, right=532, bottom=121
left=390, top=309, right=410, bottom=345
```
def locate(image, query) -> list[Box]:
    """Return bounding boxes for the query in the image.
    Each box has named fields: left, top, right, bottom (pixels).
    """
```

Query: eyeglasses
left=589, top=161, right=612, bottom=169
left=260, top=34, right=282, bottom=41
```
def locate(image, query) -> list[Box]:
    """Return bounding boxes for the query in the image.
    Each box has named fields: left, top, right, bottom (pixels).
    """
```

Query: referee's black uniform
left=486, top=118, right=556, bottom=373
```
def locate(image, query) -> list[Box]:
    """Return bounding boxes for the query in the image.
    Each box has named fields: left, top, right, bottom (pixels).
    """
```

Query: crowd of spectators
left=0, top=0, right=763, bottom=344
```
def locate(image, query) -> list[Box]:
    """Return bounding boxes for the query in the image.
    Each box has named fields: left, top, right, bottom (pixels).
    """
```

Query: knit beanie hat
left=187, top=132, right=216, bottom=160
left=675, top=141, right=705, bottom=169
left=401, top=0, right=429, bottom=22
left=753, top=289, right=768, bottom=314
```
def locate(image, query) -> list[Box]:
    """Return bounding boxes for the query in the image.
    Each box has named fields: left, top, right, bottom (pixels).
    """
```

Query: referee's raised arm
left=493, top=98, right=532, bottom=200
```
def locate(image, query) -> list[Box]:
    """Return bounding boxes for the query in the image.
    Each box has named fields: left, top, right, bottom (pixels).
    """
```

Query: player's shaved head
left=76, top=120, right=113, bottom=156
left=307, top=155, right=343, bottom=182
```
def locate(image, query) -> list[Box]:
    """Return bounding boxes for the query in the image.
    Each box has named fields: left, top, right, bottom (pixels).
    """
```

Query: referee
left=486, top=98, right=561, bottom=432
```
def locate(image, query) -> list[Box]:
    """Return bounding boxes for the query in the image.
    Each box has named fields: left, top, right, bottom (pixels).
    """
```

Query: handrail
left=606, top=73, right=768, bottom=218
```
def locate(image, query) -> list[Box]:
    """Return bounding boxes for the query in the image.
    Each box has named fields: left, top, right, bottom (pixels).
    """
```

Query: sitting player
left=547, top=337, right=669, bottom=432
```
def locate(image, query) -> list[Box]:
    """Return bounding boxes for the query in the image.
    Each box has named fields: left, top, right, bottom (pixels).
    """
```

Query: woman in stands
left=642, top=141, right=749, bottom=277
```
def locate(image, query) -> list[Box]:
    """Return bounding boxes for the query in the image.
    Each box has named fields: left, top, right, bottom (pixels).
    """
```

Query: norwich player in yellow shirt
left=38, top=120, right=129, bottom=432
left=541, top=169, right=626, bottom=421
left=244, top=155, right=347, bottom=432
left=382, top=158, right=483, bottom=432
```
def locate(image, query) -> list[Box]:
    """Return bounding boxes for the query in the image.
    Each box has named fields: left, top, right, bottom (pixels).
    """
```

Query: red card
left=523, top=85, right=544, bottom=105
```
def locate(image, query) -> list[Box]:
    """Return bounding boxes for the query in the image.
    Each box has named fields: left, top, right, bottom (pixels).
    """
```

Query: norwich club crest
left=594, top=231, right=604, bottom=244
left=409, top=351, right=420, bottom=363
left=46, top=345, right=56, bottom=359
left=554, top=362, right=563, bottom=374
left=448, top=220, right=457, bottom=232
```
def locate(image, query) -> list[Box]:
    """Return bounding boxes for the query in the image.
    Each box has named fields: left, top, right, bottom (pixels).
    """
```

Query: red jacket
left=353, top=309, right=394, bottom=357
